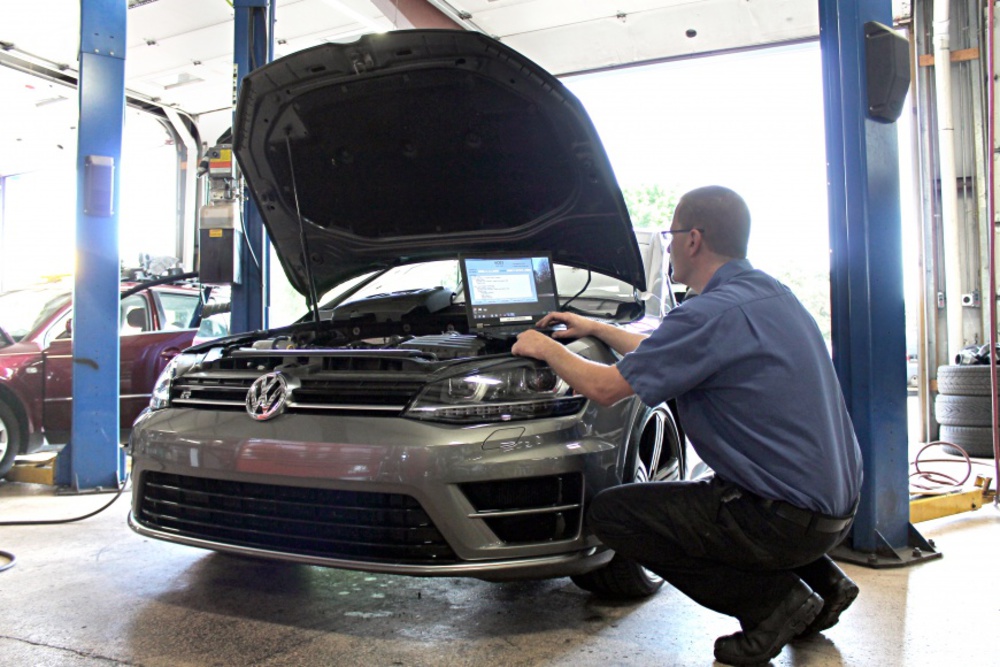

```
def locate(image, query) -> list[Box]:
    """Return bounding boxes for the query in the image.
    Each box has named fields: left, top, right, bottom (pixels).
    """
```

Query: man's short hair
left=674, top=186, right=751, bottom=259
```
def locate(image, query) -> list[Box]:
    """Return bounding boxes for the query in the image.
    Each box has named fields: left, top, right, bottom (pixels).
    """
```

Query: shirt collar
left=701, top=258, right=754, bottom=294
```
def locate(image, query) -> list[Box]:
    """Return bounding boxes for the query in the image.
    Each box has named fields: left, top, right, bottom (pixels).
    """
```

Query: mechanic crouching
left=512, top=185, right=863, bottom=667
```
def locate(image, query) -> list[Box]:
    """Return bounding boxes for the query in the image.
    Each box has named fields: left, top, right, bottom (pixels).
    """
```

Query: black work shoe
left=714, top=582, right=823, bottom=666
left=795, top=575, right=859, bottom=638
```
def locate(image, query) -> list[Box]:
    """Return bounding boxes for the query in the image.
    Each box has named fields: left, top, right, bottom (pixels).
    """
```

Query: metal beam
left=820, top=0, right=937, bottom=567
left=230, top=0, right=273, bottom=333
left=910, top=488, right=988, bottom=523
left=163, top=107, right=198, bottom=272
left=0, top=49, right=191, bottom=120
left=64, top=0, right=127, bottom=491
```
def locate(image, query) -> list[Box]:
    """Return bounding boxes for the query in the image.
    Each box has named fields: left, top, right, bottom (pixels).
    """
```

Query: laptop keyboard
left=476, top=324, right=566, bottom=339
left=477, top=326, right=530, bottom=339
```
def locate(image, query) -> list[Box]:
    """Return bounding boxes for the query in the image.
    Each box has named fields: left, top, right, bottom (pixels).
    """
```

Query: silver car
left=128, top=30, right=685, bottom=599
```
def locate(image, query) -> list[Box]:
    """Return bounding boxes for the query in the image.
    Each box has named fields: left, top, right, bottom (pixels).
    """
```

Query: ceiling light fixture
left=163, top=73, right=204, bottom=90
left=35, top=95, right=68, bottom=107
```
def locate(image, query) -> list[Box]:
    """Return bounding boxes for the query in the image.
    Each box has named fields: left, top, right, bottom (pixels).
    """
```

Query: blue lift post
left=61, top=0, right=127, bottom=491
left=819, top=0, right=938, bottom=566
left=229, top=0, right=274, bottom=334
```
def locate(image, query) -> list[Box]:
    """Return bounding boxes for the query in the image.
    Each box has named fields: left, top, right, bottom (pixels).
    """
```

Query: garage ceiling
left=0, top=0, right=860, bottom=176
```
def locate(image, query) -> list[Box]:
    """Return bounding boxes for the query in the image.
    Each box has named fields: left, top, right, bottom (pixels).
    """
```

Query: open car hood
left=233, top=29, right=645, bottom=297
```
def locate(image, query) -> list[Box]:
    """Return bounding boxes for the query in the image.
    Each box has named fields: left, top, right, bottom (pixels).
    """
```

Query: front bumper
left=128, top=403, right=629, bottom=579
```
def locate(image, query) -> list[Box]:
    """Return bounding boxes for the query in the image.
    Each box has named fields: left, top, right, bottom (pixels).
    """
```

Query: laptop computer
left=459, top=252, right=559, bottom=338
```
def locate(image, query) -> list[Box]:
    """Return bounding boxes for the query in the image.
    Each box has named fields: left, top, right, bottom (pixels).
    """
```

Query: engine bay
left=247, top=327, right=496, bottom=360
left=197, top=283, right=636, bottom=362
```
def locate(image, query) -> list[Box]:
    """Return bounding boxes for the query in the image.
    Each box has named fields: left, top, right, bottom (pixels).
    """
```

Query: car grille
left=136, top=472, right=458, bottom=564
left=168, top=351, right=434, bottom=415
left=460, top=474, right=584, bottom=544
left=171, top=373, right=426, bottom=415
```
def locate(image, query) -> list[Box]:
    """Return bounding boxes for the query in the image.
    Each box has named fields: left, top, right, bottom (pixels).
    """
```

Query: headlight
left=403, top=361, right=586, bottom=424
left=149, top=353, right=201, bottom=410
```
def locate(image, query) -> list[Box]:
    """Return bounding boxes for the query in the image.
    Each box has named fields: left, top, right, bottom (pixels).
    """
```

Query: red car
left=0, top=277, right=216, bottom=478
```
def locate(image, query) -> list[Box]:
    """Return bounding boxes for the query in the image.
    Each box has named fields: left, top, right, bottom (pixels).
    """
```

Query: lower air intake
left=136, top=472, right=457, bottom=564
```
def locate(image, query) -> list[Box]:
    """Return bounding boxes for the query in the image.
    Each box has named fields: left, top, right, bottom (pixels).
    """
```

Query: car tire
left=571, top=406, right=681, bottom=599
left=938, top=425, right=997, bottom=458
left=934, top=394, right=993, bottom=427
left=937, top=365, right=994, bottom=396
left=0, top=400, right=23, bottom=479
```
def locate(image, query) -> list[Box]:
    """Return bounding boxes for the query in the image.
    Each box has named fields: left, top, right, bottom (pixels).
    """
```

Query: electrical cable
left=0, top=478, right=129, bottom=573
left=0, top=479, right=128, bottom=527
left=559, top=270, right=591, bottom=312
left=908, top=440, right=994, bottom=496
left=237, top=190, right=263, bottom=274
left=1, top=235, right=193, bottom=567
left=120, top=271, right=198, bottom=299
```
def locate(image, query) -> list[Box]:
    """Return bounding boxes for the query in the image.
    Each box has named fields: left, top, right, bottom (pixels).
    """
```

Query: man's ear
left=688, top=229, right=704, bottom=254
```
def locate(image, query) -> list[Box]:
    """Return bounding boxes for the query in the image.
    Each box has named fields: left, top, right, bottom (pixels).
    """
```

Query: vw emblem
left=246, top=372, right=289, bottom=421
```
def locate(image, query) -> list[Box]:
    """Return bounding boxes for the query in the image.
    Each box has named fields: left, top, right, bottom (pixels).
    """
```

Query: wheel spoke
left=651, top=459, right=679, bottom=482
left=646, top=412, right=664, bottom=475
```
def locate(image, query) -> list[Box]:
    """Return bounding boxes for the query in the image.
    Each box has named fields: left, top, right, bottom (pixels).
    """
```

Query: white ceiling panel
left=0, top=65, right=78, bottom=175
left=0, top=0, right=397, bottom=175
left=277, top=0, right=392, bottom=36
left=448, top=0, right=705, bottom=37
left=125, top=20, right=236, bottom=80
left=122, top=0, right=393, bottom=114
left=125, top=0, right=234, bottom=50
left=442, top=0, right=819, bottom=73
left=0, top=0, right=896, bottom=176
left=1, top=0, right=82, bottom=67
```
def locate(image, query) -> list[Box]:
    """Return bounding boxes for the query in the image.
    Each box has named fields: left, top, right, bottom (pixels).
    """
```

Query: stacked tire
left=934, top=365, right=997, bottom=458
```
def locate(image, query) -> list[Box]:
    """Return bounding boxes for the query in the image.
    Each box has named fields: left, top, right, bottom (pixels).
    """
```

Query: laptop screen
left=460, top=253, right=558, bottom=332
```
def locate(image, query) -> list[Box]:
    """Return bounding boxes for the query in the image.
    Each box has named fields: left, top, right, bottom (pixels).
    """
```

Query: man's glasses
left=664, top=228, right=698, bottom=237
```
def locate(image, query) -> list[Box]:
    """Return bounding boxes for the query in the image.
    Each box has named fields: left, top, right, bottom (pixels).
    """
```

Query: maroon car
left=0, top=277, right=211, bottom=478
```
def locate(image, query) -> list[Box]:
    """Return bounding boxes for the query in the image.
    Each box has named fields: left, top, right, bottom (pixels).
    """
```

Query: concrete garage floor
left=1, top=474, right=998, bottom=667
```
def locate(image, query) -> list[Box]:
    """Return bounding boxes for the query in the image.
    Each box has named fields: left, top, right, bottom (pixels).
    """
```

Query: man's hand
left=536, top=310, right=648, bottom=356
left=511, top=329, right=558, bottom=361
left=535, top=311, right=595, bottom=339
left=512, top=328, right=636, bottom=407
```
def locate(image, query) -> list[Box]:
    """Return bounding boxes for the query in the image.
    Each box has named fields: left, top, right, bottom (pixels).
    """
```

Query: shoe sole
left=716, top=593, right=824, bottom=666
left=798, top=579, right=859, bottom=638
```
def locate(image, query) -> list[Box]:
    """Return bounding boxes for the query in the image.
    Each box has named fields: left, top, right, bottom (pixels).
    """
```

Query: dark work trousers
left=588, top=475, right=853, bottom=629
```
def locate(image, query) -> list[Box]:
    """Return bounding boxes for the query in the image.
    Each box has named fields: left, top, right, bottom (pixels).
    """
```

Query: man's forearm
left=537, top=341, right=635, bottom=406
left=588, top=320, right=648, bottom=356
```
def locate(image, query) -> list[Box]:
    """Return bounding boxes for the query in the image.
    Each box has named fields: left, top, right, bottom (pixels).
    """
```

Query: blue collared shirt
left=617, top=259, right=862, bottom=516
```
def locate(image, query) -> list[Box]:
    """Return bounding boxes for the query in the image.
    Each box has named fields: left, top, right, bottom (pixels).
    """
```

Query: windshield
left=324, top=260, right=636, bottom=312
left=335, top=261, right=461, bottom=306
left=0, top=283, right=72, bottom=342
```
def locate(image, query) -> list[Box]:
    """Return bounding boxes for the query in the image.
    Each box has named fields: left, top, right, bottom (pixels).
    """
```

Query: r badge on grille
left=246, top=372, right=289, bottom=421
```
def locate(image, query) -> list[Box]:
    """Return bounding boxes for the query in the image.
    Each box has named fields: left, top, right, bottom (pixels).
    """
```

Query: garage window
left=155, top=292, right=199, bottom=330
left=120, top=295, right=150, bottom=334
